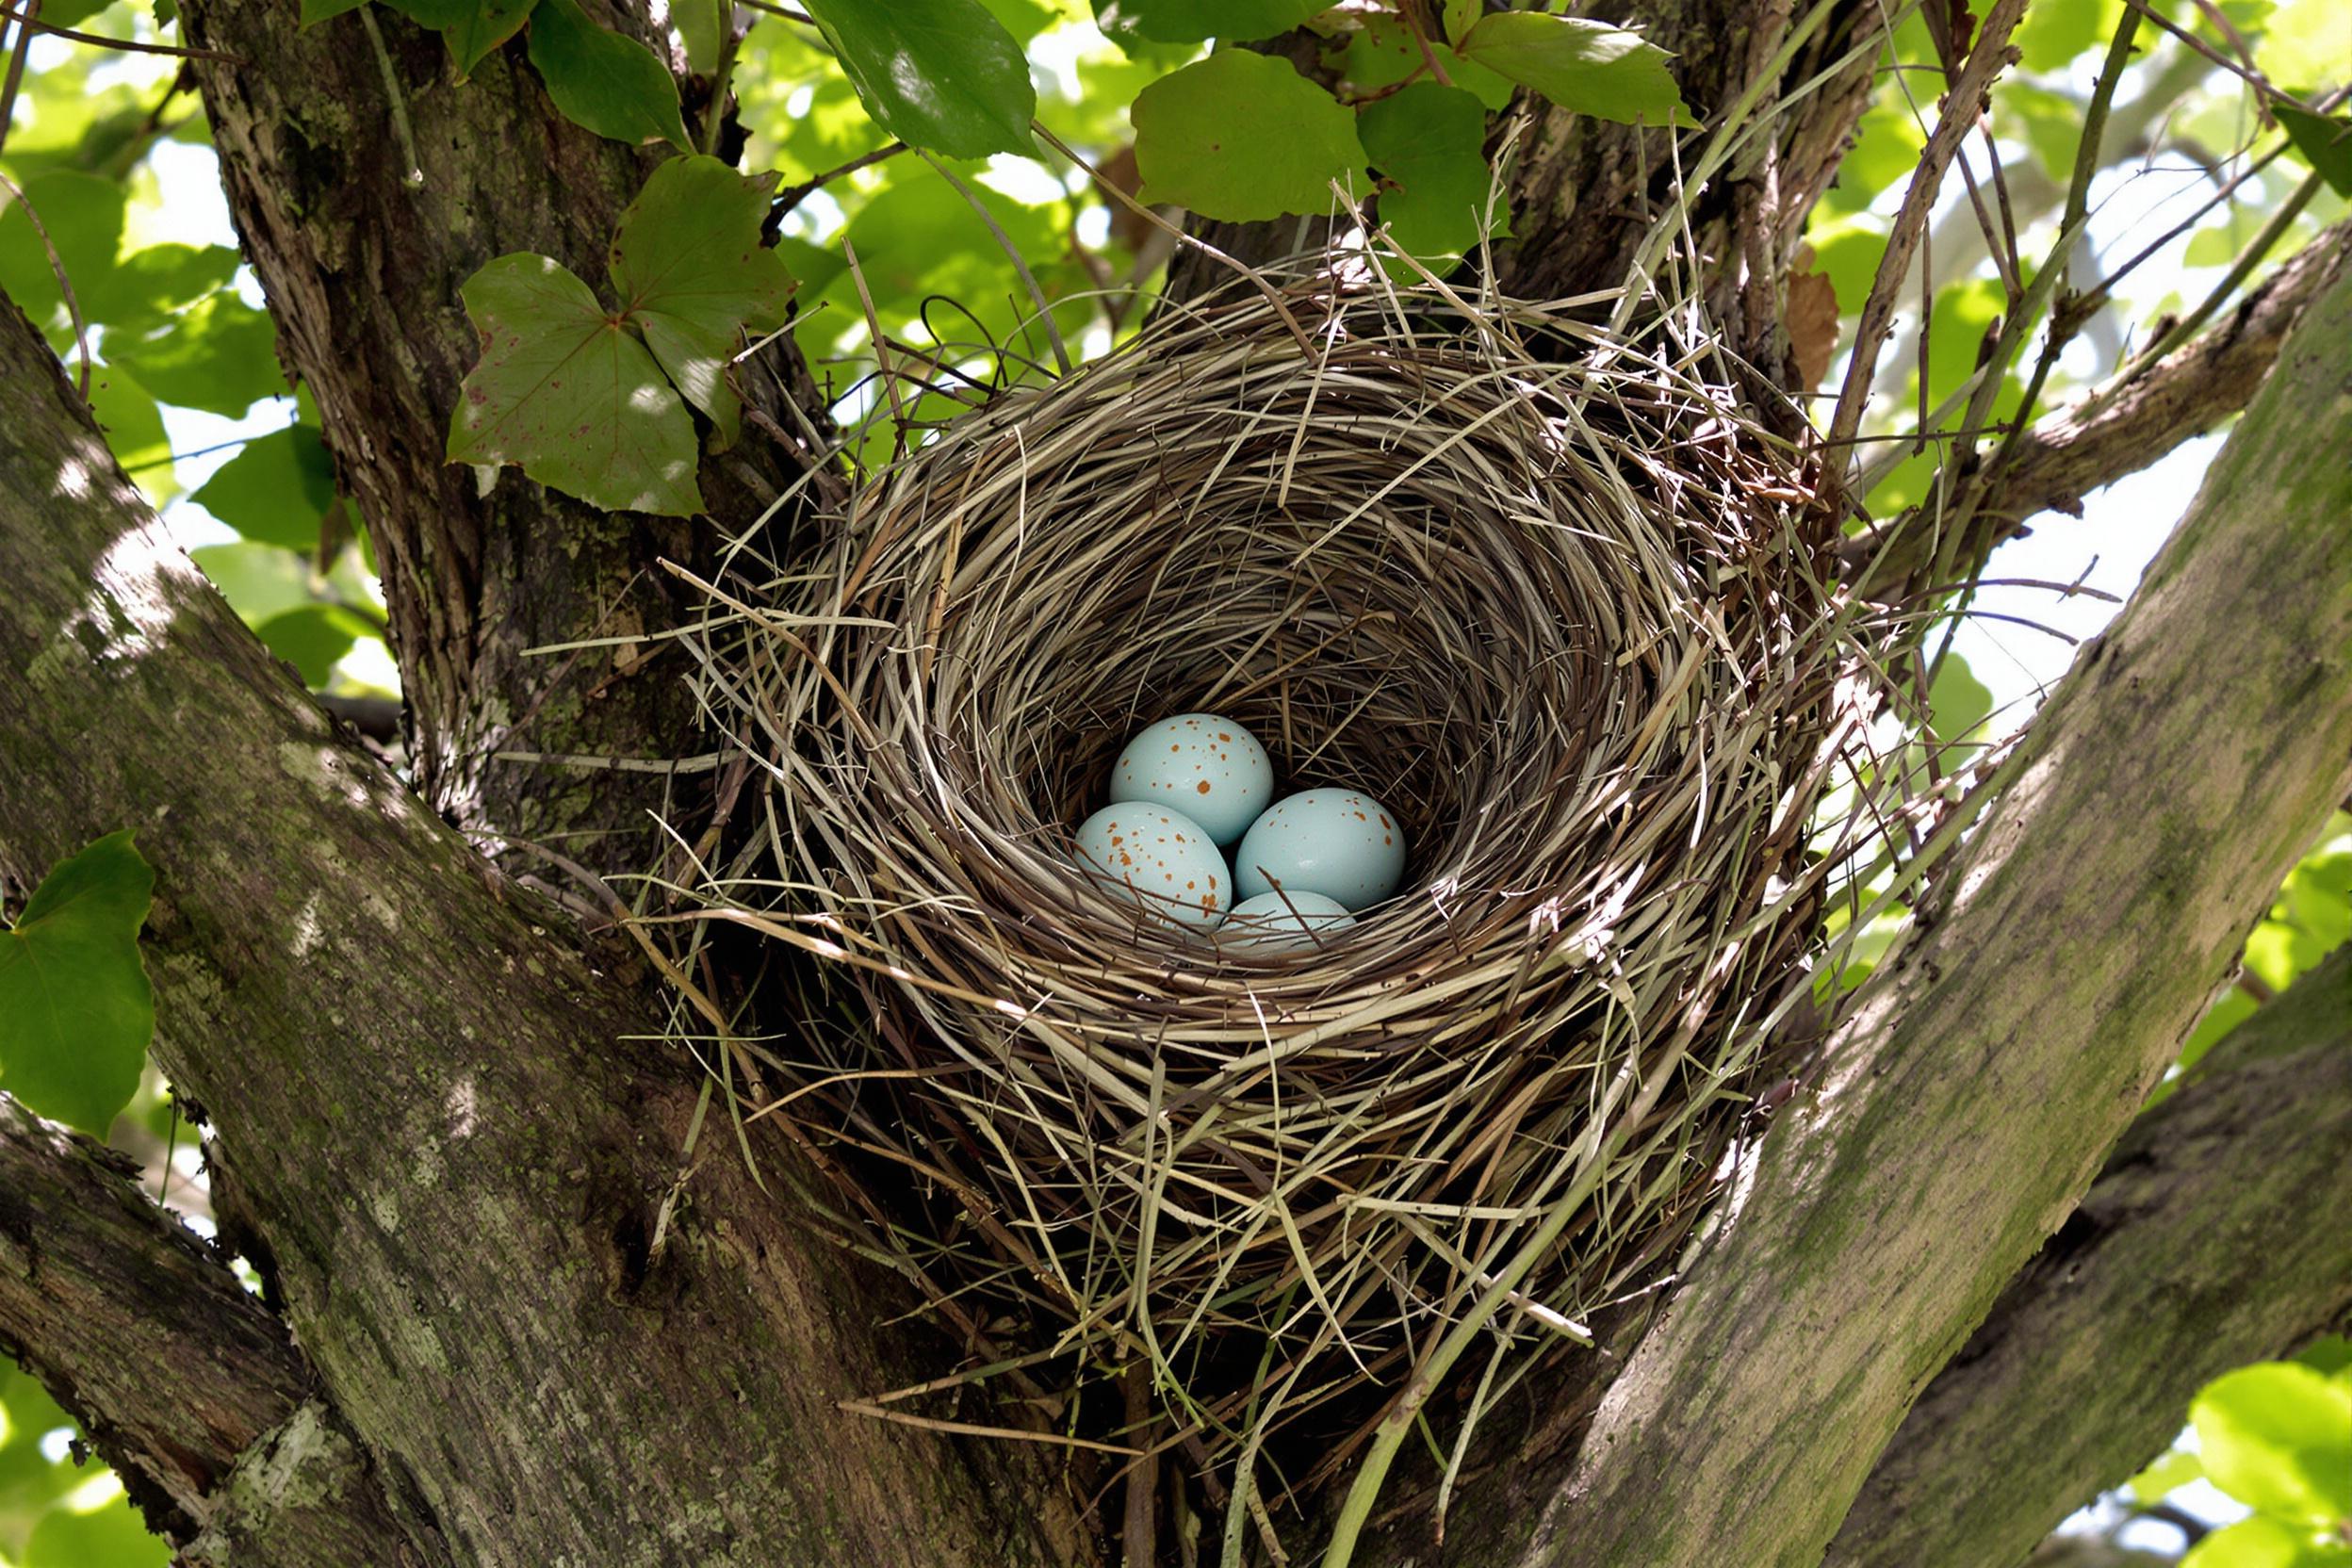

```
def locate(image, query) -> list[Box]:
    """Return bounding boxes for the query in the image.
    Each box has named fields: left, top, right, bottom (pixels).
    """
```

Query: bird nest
left=677, top=272, right=1864, bottom=1481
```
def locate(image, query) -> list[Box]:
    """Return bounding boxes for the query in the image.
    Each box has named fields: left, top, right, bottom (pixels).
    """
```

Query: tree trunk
left=4, top=2, right=2350, bottom=1562
left=0, top=296, right=1077, bottom=1567
left=178, top=0, right=832, bottom=864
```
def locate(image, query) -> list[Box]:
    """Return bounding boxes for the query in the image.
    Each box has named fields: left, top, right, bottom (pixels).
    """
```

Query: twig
left=1825, top=0, right=2028, bottom=475
left=734, top=0, right=813, bottom=22
left=0, top=2, right=245, bottom=60
left=2120, top=0, right=2321, bottom=118
left=0, top=172, right=90, bottom=396
left=2115, top=168, right=2324, bottom=377
left=0, top=0, right=39, bottom=160
left=357, top=6, right=424, bottom=192
left=915, top=148, right=1072, bottom=375
left=771, top=143, right=904, bottom=222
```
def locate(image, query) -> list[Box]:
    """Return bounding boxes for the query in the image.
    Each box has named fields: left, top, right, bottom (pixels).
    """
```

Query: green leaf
left=0, top=172, right=125, bottom=347
left=2179, top=985, right=2258, bottom=1070
left=1340, top=10, right=1513, bottom=111
left=2124, top=1446, right=2205, bottom=1503
left=105, top=294, right=290, bottom=416
left=2014, top=0, right=2123, bottom=72
left=2191, top=1363, right=2352, bottom=1527
left=83, top=364, right=179, bottom=504
left=976, top=0, right=1063, bottom=43
left=803, top=0, right=1038, bottom=157
left=2299, top=1336, right=2352, bottom=1378
left=190, top=543, right=320, bottom=625
left=1448, top=21, right=1678, bottom=121
left=300, top=0, right=369, bottom=23
left=673, top=0, right=726, bottom=70
left=1999, top=80, right=2082, bottom=183
left=1132, top=50, right=1366, bottom=220
left=0, top=832, right=155, bottom=1135
left=1928, top=650, right=1994, bottom=749
left=2180, top=1515, right=2350, bottom=1568
left=30, top=0, right=112, bottom=25
left=256, top=603, right=377, bottom=686
left=1808, top=220, right=1886, bottom=313
left=1822, top=97, right=1926, bottom=217
left=607, top=155, right=794, bottom=446
left=447, top=253, right=702, bottom=515
left=1357, top=82, right=1497, bottom=271
left=526, top=0, right=692, bottom=149
left=2277, top=106, right=2352, bottom=198
left=1097, top=0, right=1323, bottom=43
left=80, top=243, right=242, bottom=332
left=192, top=425, right=339, bottom=551
left=1442, top=0, right=1478, bottom=44
left=382, top=0, right=542, bottom=70
left=1455, top=11, right=1697, bottom=128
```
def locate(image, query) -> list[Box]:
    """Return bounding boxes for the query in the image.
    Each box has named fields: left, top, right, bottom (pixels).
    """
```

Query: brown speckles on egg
left=1197, top=780, right=1213, bottom=793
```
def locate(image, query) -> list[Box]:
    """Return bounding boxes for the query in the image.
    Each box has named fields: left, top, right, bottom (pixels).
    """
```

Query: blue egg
left=1108, top=713, right=1273, bottom=846
left=1223, top=890, right=1356, bottom=950
left=1233, top=789, right=1407, bottom=912
left=1073, top=804, right=1230, bottom=928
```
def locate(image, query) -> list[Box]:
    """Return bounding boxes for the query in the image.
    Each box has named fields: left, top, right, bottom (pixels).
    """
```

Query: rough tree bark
left=3, top=1, right=2349, bottom=1563
left=0, top=1097, right=409, bottom=1566
left=176, top=0, right=831, bottom=861
left=1832, top=942, right=2352, bottom=1568
left=1411, top=258, right=2352, bottom=1568
left=0, top=298, right=1074, bottom=1566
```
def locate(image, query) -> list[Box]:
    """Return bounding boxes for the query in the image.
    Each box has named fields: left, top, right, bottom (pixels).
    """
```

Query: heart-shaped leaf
left=381, top=0, right=542, bottom=71
left=608, top=156, right=793, bottom=447
left=527, top=0, right=692, bottom=150
left=1357, top=81, right=1499, bottom=272
left=1455, top=11, right=1699, bottom=129
left=448, top=253, right=702, bottom=515
left=0, top=832, right=155, bottom=1135
left=803, top=0, right=1038, bottom=158
left=1133, top=50, right=1366, bottom=220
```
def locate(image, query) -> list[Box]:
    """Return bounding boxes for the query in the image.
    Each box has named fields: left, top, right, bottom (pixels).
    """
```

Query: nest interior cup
left=697, top=279, right=1851, bottom=1461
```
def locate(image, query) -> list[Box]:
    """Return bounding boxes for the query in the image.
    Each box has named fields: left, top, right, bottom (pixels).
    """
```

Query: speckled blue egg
left=1108, top=713, right=1273, bottom=846
left=1073, top=804, right=1230, bottom=928
left=1223, top=890, right=1356, bottom=949
left=1233, top=788, right=1406, bottom=912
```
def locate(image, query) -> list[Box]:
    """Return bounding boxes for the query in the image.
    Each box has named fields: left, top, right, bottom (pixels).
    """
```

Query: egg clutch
left=1071, top=712, right=1405, bottom=948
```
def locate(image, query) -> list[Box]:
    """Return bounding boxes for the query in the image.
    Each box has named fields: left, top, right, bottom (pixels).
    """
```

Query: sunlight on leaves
left=0, top=832, right=155, bottom=1136
left=803, top=0, right=1040, bottom=158
left=448, top=253, right=701, bottom=515
left=608, top=156, right=794, bottom=446
left=1133, top=50, right=1366, bottom=220
left=1453, top=11, right=1700, bottom=129
left=527, top=0, right=693, bottom=151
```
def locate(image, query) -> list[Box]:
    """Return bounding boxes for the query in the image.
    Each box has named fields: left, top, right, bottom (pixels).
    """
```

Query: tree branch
left=0, top=1095, right=415, bottom=1565
left=176, top=0, right=836, bottom=866
left=1433, top=220, right=2352, bottom=1568
left=0, top=295, right=1075, bottom=1567
left=1846, top=221, right=2352, bottom=589
left=1830, top=942, right=2352, bottom=1567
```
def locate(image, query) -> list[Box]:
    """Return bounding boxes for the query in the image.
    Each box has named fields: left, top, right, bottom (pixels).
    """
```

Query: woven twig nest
left=690, top=274, right=1857, bottom=1463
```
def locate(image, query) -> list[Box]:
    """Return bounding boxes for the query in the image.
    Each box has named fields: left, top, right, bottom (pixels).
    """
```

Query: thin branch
left=1828, top=945, right=2352, bottom=1568
left=0, top=3, right=245, bottom=60
left=1843, top=220, right=2352, bottom=585
left=0, top=1096, right=416, bottom=1564
left=1826, top=0, right=2028, bottom=478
